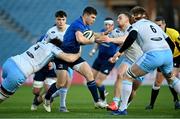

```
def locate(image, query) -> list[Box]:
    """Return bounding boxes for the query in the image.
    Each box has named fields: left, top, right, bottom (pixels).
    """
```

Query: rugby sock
left=51, top=90, right=59, bottom=99
left=97, top=85, right=105, bottom=101
left=45, top=83, right=58, bottom=100
left=168, top=86, right=179, bottom=102
left=113, top=97, right=120, bottom=107
left=59, top=88, right=68, bottom=107
left=149, top=83, right=160, bottom=107
left=119, top=80, right=132, bottom=111
left=171, top=78, right=180, bottom=95
left=87, top=80, right=99, bottom=102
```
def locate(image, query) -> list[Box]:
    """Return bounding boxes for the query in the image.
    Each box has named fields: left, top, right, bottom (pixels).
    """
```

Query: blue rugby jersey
left=61, top=16, right=90, bottom=53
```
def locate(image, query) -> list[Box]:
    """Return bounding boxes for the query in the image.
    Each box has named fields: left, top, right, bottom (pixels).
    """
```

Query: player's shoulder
left=47, top=26, right=58, bottom=33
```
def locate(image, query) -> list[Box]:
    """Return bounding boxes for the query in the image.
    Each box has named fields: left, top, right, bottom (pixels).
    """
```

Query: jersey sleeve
left=73, top=22, right=90, bottom=33
left=51, top=45, right=63, bottom=56
left=119, top=30, right=137, bottom=53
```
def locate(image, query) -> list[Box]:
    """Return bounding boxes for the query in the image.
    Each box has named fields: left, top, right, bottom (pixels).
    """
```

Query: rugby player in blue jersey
left=43, top=6, right=108, bottom=112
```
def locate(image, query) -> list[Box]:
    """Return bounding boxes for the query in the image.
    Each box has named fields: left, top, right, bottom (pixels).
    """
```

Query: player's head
left=155, top=16, right=166, bottom=31
left=49, top=38, right=62, bottom=47
left=104, top=17, right=114, bottom=32
left=82, top=6, right=97, bottom=25
left=117, top=12, right=132, bottom=28
left=55, top=10, right=67, bottom=29
left=130, top=6, right=148, bottom=23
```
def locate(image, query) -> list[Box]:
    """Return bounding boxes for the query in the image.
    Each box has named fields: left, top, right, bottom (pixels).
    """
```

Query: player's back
left=11, top=42, right=55, bottom=77
left=132, top=19, right=170, bottom=52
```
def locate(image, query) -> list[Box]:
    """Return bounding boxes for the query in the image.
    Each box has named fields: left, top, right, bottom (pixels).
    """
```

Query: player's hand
left=109, top=52, right=122, bottom=63
left=95, top=35, right=109, bottom=43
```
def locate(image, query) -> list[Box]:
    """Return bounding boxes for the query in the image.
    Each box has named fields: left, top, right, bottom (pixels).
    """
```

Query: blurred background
left=0, top=0, right=179, bottom=85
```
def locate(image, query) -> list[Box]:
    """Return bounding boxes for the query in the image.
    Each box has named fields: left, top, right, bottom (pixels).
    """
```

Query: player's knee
left=33, top=81, right=44, bottom=88
left=95, top=79, right=102, bottom=86
left=163, top=72, right=175, bottom=84
left=163, top=72, right=173, bottom=79
left=154, top=80, right=162, bottom=87
left=125, top=68, right=137, bottom=80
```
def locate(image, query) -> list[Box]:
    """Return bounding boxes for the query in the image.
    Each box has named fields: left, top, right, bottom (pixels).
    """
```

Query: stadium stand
left=0, top=0, right=115, bottom=65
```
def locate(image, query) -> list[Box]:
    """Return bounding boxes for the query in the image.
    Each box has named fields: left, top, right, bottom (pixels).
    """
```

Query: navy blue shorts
left=54, top=57, right=85, bottom=70
left=92, top=56, right=115, bottom=75
left=34, top=64, right=56, bottom=81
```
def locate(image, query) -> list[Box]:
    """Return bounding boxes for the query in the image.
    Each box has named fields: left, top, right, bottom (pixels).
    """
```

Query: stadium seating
left=0, top=0, right=115, bottom=65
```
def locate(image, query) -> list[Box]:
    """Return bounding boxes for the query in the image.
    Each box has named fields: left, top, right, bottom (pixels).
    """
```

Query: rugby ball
left=83, top=30, right=94, bottom=40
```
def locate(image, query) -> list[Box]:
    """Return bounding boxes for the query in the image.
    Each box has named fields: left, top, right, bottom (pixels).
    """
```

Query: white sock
left=59, top=88, right=68, bottom=107
left=119, top=80, right=132, bottom=111
left=51, top=90, right=59, bottom=99
left=113, top=97, right=120, bottom=106
left=172, top=78, right=180, bottom=95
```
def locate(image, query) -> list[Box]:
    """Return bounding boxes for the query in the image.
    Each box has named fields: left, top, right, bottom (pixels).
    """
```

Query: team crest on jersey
left=51, top=31, right=55, bottom=33
left=104, top=69, right=109, bottom=74
left=115, top=29, right=120, bottom=33
left=57, top=64, right=63, bottom=69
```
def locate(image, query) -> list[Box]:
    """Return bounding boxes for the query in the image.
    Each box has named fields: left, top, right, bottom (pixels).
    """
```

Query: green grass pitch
left=0, top=85, right=179, bottom=118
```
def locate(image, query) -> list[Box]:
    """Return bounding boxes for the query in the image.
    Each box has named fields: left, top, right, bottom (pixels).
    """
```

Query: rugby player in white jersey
left=109, top=6, right=180, bottom=115
left=106, top=12, right=143, bottom=114
left=31, top=10, right=72, bottom=112
left=0, top=38, right=80, bottom=105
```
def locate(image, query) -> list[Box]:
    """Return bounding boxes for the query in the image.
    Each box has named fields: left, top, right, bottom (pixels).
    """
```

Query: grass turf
left=0, top=85, right=179, bottom=118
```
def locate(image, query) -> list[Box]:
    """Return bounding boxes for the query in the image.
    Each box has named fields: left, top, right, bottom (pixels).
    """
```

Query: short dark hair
left=130, top=6, right=148, bottom=19
left=104, top=17, right=113, bottom=21
left=55, top=10, right=67, bottom=18
left=83, top=6, right=97, bottom=15
left=120, top=12, right=131, bottom=20
left=155, top=16, right=166, bottom=23
left=49, top=38, right=62, bottom=47
left=119, top=11, right=133, bottom=24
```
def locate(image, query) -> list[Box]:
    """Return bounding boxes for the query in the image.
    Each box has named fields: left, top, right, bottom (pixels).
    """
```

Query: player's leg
left=43, top=59, right=68, bottom=112
left=159, top=51, right=180, bottom=95
left=0, top=58, right=26, bottom=103
left=94, top=59, right=114, bottom=104
left=31, top=69, right=46, bottom=111
left=58, top=68, right=72, bottom=112
left=145, top=69, right=163, bottom=110
left=171, top=57, right=180, bottom=109
left=128, top=79, right=142, bottom=105
left=43, top=69, right=67, bottom=112
left=94, top=72, right=108, bottom=107
left=112, top=51, right=160, bottom=115
left=108, top=62, right=129, bottom=111
left=92, top=57, right=108, bottom=105
left=73, top=57, right=106, bottom=108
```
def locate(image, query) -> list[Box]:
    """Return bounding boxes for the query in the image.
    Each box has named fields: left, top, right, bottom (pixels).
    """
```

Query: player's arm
left=93, top=32, right=109, bottom=43
left=109, top=30, right=137, bottom=63
left=56, top=51, right=81, bottom=62
left=76, top=31, right=95, bottom=44
left=108, top=35, right=128, bottom=44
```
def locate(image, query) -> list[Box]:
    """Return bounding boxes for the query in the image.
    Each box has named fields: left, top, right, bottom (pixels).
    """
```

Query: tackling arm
left=56, top=51, right=81, bottom=62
